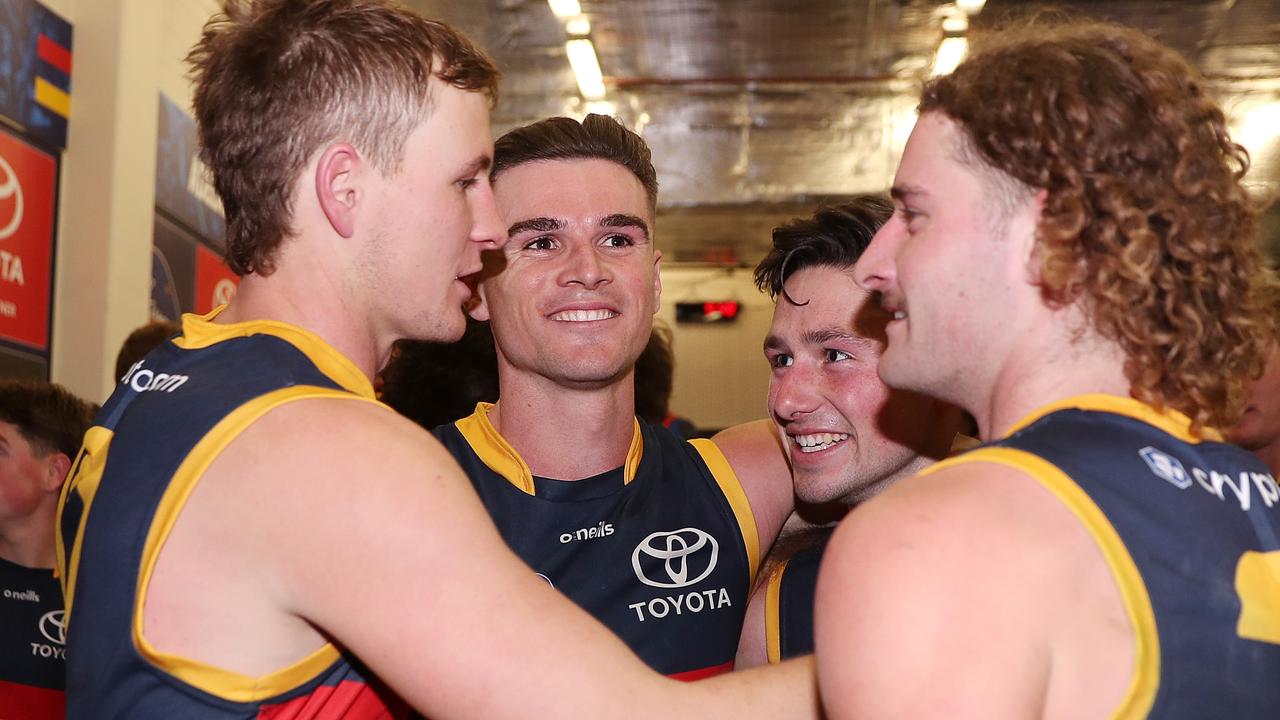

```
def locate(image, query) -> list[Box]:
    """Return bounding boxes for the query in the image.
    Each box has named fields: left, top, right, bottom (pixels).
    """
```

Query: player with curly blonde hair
left=816, top=18, right=1280, bottom=719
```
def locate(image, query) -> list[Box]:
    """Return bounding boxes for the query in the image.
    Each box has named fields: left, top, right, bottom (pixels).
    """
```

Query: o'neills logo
left=3, top=588, right=39, bottom=602
left=559, top=521, right=614, bottom=544
left=121, top=360, right=189, bottom=393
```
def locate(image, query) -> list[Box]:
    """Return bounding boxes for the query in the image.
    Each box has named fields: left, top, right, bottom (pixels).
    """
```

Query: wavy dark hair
left=922, top=18, right=1279, bottom=431
left=189, top=0, right=499, bottom=275
left=753, top=196, right=893, bottom=304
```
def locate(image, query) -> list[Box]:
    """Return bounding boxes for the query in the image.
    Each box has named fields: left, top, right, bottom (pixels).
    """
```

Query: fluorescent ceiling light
left=942, top=14, right=969, bottom=33
left=566, top=38, right=607, bottom=99
left=548, top=0, right=581, bottom=18
left=566, top=17, right=591, bottom=36
left=1237, top=102, right=1280, bottom=158
left=584, top=100, right=616, bottom=117
left=956, top=0, right=986, bottom=14
left=931, top=36, right=968, bottom=76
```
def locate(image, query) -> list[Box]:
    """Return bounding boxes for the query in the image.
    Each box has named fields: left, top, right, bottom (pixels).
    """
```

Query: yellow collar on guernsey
left=171, top=305, right=375, bottom=399
left=455, top=401, right=645, bottom=496
left=1003, top=393, right=1223, bottom=444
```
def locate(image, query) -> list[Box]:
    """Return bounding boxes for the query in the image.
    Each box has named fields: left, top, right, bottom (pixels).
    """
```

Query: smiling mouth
left=791, top=433, right=850, bottom=453
left=550, top=309, right=618, bottom=322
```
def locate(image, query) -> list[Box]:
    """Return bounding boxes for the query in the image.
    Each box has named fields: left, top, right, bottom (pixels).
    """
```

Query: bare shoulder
left=711, top=419, right=793, bottom=545
left=815, top=460, right=1133, bottom=719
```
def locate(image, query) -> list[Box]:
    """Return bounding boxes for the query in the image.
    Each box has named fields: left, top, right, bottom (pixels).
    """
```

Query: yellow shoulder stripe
left=173, top=307, right=374, bottom=399
left=690, top=438, right=761, bottom=586
left=1004, top=393, right=1220, bottom=443
left=764, top=560, right=786, bottom=665
left=134, top=386, right=384, bottom=701
left=924, top=447, right=1160, bottom=720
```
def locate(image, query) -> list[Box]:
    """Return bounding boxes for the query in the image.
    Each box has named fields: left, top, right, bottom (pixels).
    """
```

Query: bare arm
left=814, top=462, right=1059, bottom=720
left=235, top=400, right=818, bottom=718
left=714, top=419, right=795, bottom=552
left=736, top=572, right=771, bottom=669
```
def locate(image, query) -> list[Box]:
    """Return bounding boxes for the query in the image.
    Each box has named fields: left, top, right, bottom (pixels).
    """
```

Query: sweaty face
left=482, top=158, right=660, bottom=389
left=0, top=421, right=56, bottom=523
left=766, top=266, right=943, bottom=505
left=853, top=112, right=1040, bottom=407
left=357, top=82, right=506, bottom=348
left=1231, top=346, right=1280, bottom=452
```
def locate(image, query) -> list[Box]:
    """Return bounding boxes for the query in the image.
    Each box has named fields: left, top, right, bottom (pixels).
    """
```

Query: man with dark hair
left=0, top=380, right=94, bottom=719
left=633, top=322, right=697, bottom=438
left=817, top=19, right=1280, bottom=718
left=55, top=3, right=812, bottom=718
left=114, top=320, right=180, bottom=382
left=439, top=113, right=801, bottom=680
left=735, top=198, right=968, bottom=667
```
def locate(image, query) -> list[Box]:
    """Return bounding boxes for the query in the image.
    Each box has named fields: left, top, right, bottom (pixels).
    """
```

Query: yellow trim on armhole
left=920, top=448, right=1160, bottom=720
left=56, top=425, right=115, bottom=620
left=132, top=386, right=385, bottom=702
left=764, top=560, right=786, bottom=665
left=690, top=438, right=761, bottom=586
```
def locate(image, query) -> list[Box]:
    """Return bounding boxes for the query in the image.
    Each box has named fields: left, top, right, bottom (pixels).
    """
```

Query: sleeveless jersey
left=0, top=558, right=64, bottom=719
left=433, top=403, right=760, bottom=679
left=55, top=308, right=407, bottom=719
left=762, top=529, right=832, bottom=664
left=921, top=394, right=1280, bottom=718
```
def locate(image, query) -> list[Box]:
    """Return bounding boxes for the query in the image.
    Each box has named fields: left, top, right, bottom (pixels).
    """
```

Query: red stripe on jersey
left=0, top=679, right=65, bottom=720
left=669, top=660, right=734, bottom=681
left=258, top=679, right=407, bottom=720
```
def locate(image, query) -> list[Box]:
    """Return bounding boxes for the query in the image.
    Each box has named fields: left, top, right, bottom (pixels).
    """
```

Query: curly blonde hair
left=921, top=19, right=1279, bottom=432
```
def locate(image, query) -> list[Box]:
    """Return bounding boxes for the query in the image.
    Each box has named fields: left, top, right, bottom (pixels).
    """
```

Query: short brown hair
left=189, top=0, right=500, bottom=275
left=0, top=381, right=96, bottom=459
left=922, top=19, right=1279, bottom=431
left=492, top=114, right=659, bottom=211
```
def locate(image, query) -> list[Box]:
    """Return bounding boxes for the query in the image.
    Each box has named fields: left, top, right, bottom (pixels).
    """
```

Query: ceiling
left=407, top=0, right=1280, bottom=265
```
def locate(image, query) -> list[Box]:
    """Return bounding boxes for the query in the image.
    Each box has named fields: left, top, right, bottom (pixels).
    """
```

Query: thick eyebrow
left=803, top=326, right=871, bottom=347
left=763, top=334, right=788, bottom=353
left=600, top=213, right=650, bottom=241
left=890, top=184, right=929, bottom=202
left=507, top=216, right=564, bottom=237
left=459, top=154, right=492, bottom=179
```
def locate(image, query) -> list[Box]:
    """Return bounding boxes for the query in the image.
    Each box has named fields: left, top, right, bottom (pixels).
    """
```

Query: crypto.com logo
left=631, top=528, right=719, bottom=589
left=0, top=153, right=24, bottom=241
left=39, top=610, right=66, bottom=645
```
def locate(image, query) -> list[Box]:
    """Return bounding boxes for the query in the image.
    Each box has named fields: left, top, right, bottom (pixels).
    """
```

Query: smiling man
left=815, top=19, right=1280, bottom=719
left=735, top=199, right=967, bottom=667
left=432, top=114, right=799, bottom=680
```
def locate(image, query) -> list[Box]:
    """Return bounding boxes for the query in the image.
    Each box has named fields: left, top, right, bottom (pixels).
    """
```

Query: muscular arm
left=815, top=462, right=1052, bottom=720
left=714, top=420, right=795, bottom=553
left=168, top=399, right=818, bottom=719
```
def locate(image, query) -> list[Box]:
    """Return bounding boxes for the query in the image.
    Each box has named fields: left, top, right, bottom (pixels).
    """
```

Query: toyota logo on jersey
left=39, top=610, right=66, bottom=645
left=631, top=528, right=719, bottom=589
left=0, top=152, right=24, bottom=241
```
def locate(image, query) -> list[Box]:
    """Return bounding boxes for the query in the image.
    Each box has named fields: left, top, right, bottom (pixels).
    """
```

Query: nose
left=769, top=364, right=821, bottom=422
left=853, top=221, right=898, bottom=292
left=559, top=240, right=609, bottom=289
left=469, top=180, right=507, bottom=250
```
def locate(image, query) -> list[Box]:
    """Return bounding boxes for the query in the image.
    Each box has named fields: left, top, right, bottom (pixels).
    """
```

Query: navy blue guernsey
left=761, top=530, right=832, bottom=664
left=923, top=394, right=1280, bottom=718
left=433, top=403, right=761, bottom=679
left=0, top=558, right=64, bottom=719
left=55, top=309, right=407, bottom=719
